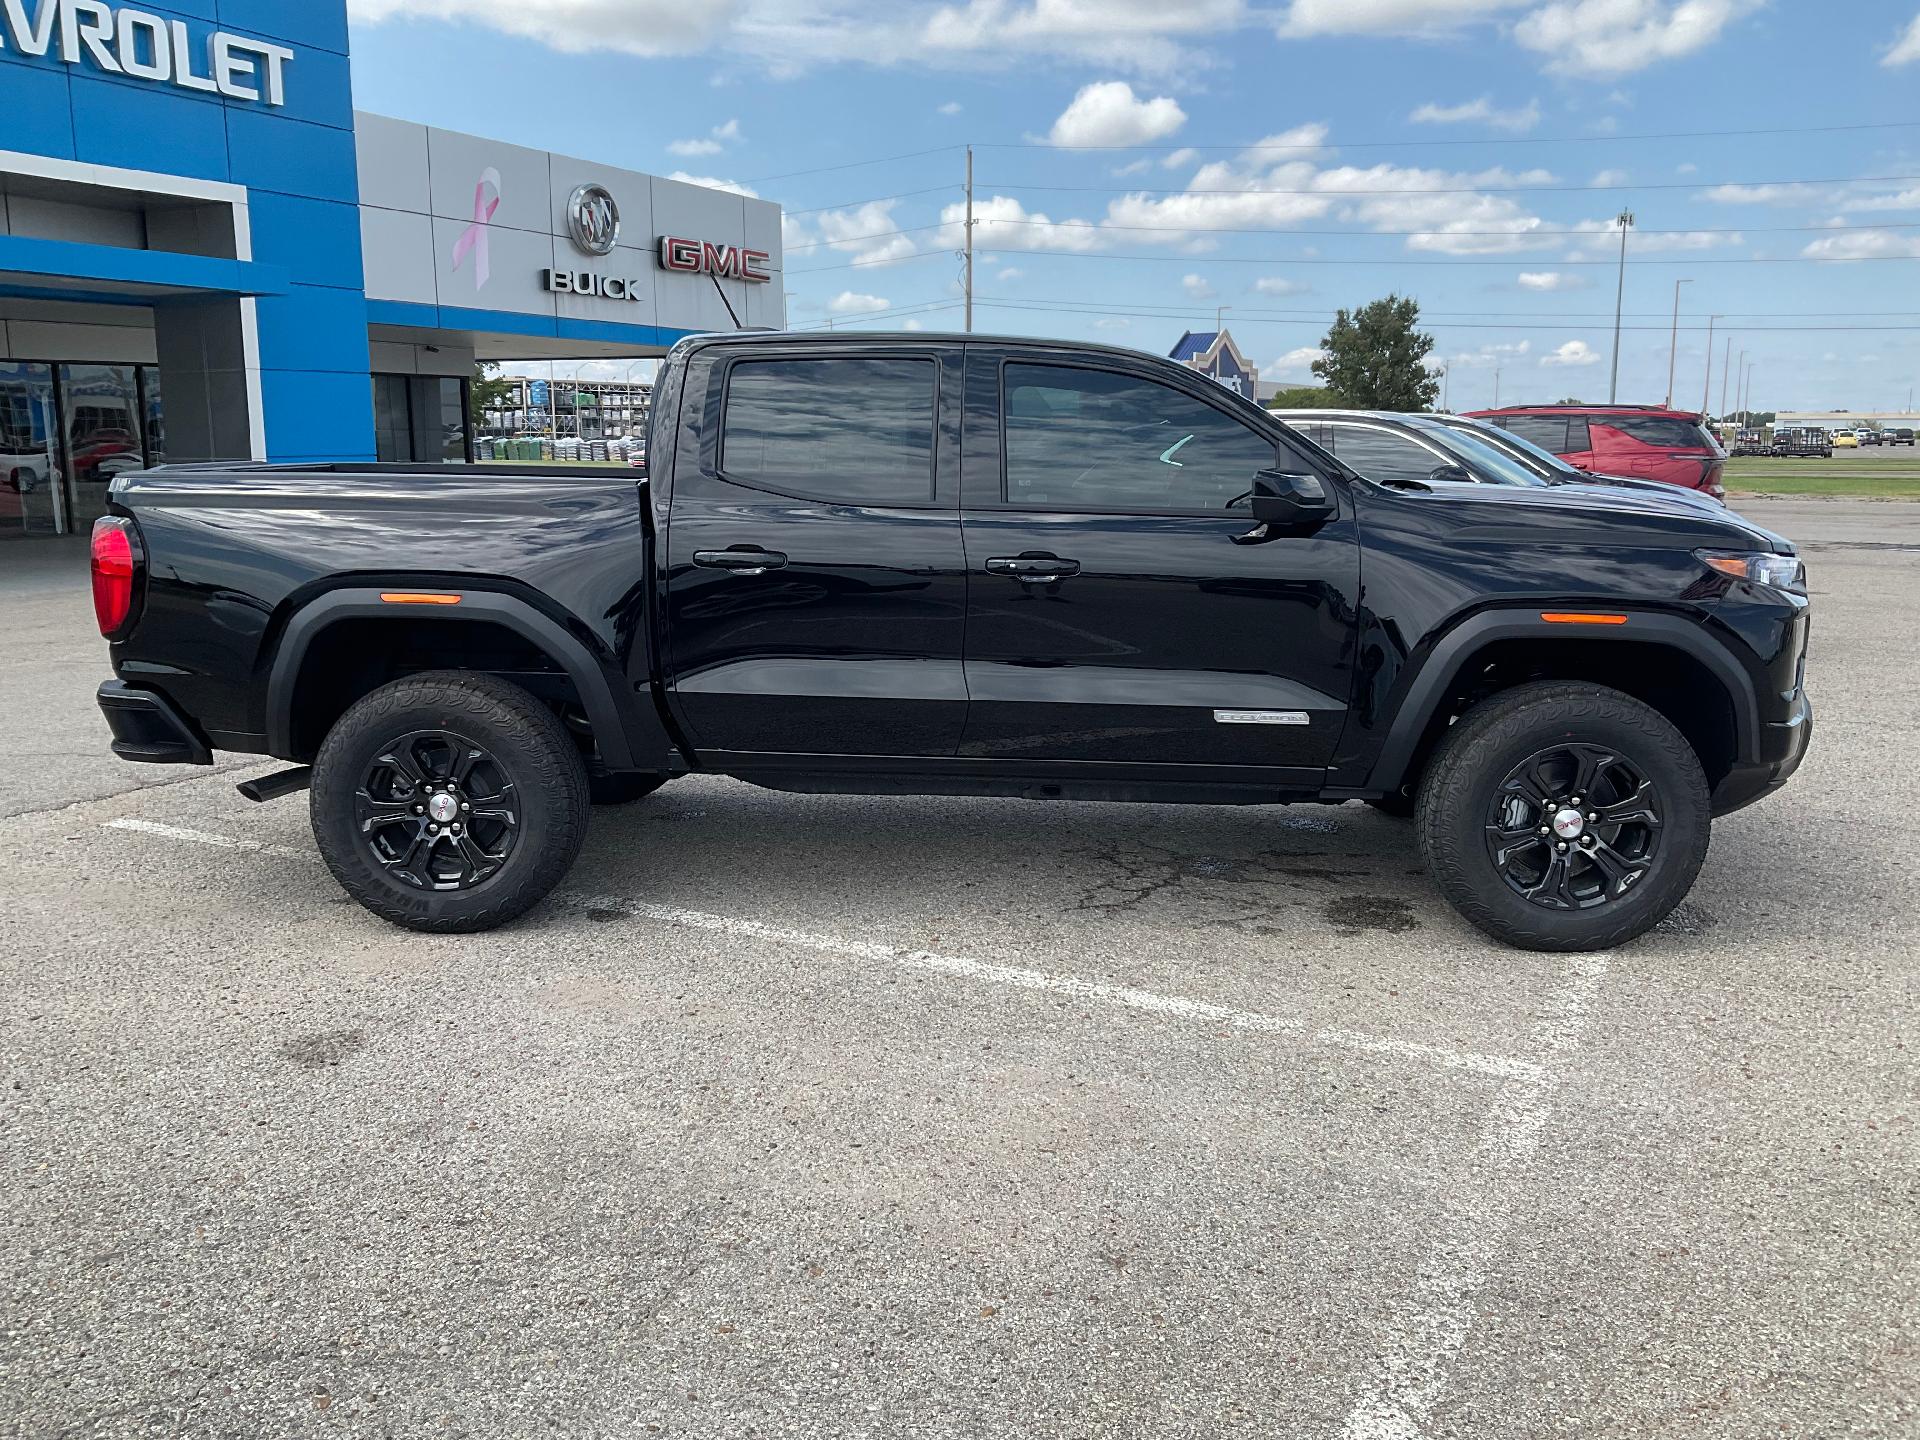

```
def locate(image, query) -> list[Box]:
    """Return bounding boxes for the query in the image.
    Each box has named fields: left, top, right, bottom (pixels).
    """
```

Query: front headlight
left=1697, top=550, right=1806, bottom=595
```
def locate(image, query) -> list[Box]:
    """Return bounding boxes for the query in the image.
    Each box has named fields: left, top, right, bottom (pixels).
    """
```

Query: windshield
left=1446, top=419, right=1579, bottom=478
left=1423, top=425, right=1550, bottom=486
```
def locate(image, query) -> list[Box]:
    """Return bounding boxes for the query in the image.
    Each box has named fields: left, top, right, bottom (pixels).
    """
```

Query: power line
left=978, top=120, right=1920, bottom=154
left=974, top=172, right=1920, bottom=198
left=966, top=247, right=1920, bottom=268
left=781, top=217, right=1920, bottom=251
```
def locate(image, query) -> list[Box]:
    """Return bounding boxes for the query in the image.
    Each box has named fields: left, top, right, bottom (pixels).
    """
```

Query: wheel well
left=1394, top=637, right=1738, bottom=796
left=283, top=617, right=590, bottom=761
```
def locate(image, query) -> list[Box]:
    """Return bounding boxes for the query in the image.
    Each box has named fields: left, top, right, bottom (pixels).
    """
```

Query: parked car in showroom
left=1466, top=403, right=1726, bottom=500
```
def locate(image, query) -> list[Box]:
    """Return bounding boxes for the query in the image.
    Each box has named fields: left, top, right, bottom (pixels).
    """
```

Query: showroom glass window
left=721, top=357, right=937, bottom=504
left=0, top=363, right=59, bottom=539
left=1002, top=364, right=1275, bottom=511
left=60, top=364, right=145, bottom=531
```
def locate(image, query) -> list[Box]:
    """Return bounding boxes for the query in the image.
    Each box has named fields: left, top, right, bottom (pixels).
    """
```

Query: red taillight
left=91, top=517, right=139, bottom=637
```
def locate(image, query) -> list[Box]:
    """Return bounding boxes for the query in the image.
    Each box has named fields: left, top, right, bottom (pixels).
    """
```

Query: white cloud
left=668, top=120, right=741, bottom=157
left=1885, top=12, right=1920, bottom=66
left=350, top=0, right=1253, bottom=75
left=1268, top=345, right=1327, bottom=375
left=1408, top=95, right=1541, bottom=132
left=1841, top=187, right=1920, bottom=213
left=901, top=318, right=926, bottom=330
left=1542, top=339, right=1601, bottom=367
left=938, top=194, right=1104, bottom=250
left=1699, top=181, right=1825, bottom=206
left=1513, top=0, right=1759, bottom=77
left=1590, top=168, right=1628, bottom=186
left=1801, top=229, right=1920, bottom=261
left=1092, top=316, right=1132, bottom=330
left=786, top=199, right=917, bottom=266
left=829, top=291, right=891, bottom=314
left=1279, top=0, right=1530, bottom=37
left=1181, top=273, right=1217, bottom=300
left=1048, top=81, right=1187, bottom=147
left=666, top=171, right=759, bottom=197
left=1254, top=276, right=1308, bottom=296
left=1517, top=270, right=1579, bottom=290
left=1675, top=161, right=1698, bottom=174
left=1446, top=340, right=1531, bottom=369
left=938, top=100, right=964, bottom=114
left=997, top=267, right=1025, bottom=280
left=1163, top=147, right=1200, bottom=169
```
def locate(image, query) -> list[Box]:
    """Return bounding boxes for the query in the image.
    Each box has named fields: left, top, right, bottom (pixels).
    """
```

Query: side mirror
left=1238, top=469, right=1335, bottom=543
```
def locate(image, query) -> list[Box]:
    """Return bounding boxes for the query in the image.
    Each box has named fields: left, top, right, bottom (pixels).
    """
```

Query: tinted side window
left=1003, top=363, right=1276, bottom=511
left=1501, top=415, right=1571, bottom=453
left=1327, top=424, right=1446, bottom=482
left=1565, top=417, right=1592, bottom=452
left=722, top=357, right=937, bottom=504
left=1602, top=415, right=1714, bottom=448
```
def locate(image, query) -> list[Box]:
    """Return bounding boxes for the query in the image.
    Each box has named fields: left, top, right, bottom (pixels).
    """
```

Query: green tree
left=1311, top=294, right=1439, bottom=411
left=470, top=361, right=514, bottom=431
left=1264, top=385, right=1331, bottom=410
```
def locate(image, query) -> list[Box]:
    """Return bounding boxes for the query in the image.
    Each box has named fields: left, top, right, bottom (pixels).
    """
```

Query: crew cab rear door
left=955, top=346, right=1361, bottom=777
left=661, top=342, right=968, bottom=760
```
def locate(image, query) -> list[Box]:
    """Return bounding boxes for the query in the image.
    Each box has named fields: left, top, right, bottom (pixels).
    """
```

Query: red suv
left=1465, top=404, right=1726, bottom=500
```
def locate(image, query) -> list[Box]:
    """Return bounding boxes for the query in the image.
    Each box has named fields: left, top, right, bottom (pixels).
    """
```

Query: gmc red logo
left=657, top=235, right=772, bottom=284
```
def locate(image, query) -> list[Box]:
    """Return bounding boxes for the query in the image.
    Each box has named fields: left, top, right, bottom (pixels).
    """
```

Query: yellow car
left=1832, top=430, right=1859, bottom=448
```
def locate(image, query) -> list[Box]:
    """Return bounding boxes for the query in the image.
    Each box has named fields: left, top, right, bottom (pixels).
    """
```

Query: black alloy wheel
left=356, top=729, right=519, bottom=891
left=1484, top=742, right=1663, bottom=911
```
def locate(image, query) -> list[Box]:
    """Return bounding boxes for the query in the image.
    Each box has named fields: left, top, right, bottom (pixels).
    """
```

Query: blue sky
left=346, top=0, right=1920, bottom=413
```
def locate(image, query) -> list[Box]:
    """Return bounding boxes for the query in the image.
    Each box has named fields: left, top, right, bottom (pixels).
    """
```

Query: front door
left=663, top=346, right=968, bottom=760
left=957, top=353, right=1361, bottom=778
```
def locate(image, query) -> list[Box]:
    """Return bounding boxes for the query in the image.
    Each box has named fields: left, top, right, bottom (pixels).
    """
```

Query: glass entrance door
left=0, top=362, right=61, bottom=540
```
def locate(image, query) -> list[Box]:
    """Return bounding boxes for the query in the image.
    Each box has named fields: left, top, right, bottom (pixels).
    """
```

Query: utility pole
left=1734, top=347, right=1746, bottom=422
left=1440, top=364, right=1449, bottom=412
left=1215, top=305, right=1230, bottom=333
left=1721, top=334, right=1732, bottom=418
left=1664, top=277, right=1691, bottom=408
left=1701, top=315, right=1717, bottom=417
left=1607, top=209, right=1634, bottom=404
left=963, top=146, right=974, bottom=334
left=1494, top=362, right=1502, bottom=409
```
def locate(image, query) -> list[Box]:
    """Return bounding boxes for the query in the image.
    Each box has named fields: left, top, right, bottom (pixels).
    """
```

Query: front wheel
left=1415, top=682, right=1710, bottom=952
left=311, top=671, right=589, bottom=933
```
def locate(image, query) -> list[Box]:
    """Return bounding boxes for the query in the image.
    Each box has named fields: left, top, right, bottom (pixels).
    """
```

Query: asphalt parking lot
left=3, top=498, right=1916, bottom=1438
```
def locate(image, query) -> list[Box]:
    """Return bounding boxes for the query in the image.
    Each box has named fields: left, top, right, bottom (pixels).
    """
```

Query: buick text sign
left=0, top=0, right=295, bottom=106
left=543, top=268, right=644, bottom=302
left=658, top=236, right=773, bottom=284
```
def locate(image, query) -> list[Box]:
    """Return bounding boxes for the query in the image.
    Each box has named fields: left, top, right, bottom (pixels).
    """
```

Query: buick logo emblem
left=567, top=184, right=620, bottom=257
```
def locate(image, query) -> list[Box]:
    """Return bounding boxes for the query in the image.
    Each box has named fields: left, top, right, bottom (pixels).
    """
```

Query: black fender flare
left=264, top=588, right=651, bottom=770
left=1363, top=609, right=1761, bottom=793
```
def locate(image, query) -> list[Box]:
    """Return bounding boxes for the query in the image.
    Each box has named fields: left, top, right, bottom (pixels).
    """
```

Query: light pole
left=1734, top=348, right=1746, bottom=422
left=1493, top=361, right=1502, bottom=409
left=1721, top=334, right=1732, bottom=418
left=1664, top=278, right=1691, bottom=408
left=1701, top=314, right=1718, bottom=418
left=1607, top=209, right=1635, bottom=404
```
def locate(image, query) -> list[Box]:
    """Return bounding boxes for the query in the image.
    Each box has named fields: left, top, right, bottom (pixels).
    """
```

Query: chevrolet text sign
left=0, top=0, right=295, bottom=106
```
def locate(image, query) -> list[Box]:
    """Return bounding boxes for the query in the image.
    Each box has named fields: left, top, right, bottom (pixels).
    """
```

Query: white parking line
left=102, top=816, right=1547, bottom=1087
left=1335, top=954, right=1608, bottom=1438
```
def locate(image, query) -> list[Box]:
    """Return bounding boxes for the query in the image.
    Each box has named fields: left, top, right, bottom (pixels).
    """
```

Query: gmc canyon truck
left=92, top=333, right=1812, bottom=951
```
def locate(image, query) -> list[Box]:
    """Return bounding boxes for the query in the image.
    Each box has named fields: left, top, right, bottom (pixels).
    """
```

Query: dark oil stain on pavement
left=280, top=1029, right=368, bottom=1069
left=1324, top=895, right=1419, bottom=935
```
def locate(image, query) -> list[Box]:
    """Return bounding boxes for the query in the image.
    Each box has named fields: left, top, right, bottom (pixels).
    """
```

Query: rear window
left=721, top=357, right=937, bottom=504
left=1500, top=415, right=1571, bottom=453
left=1596, top=415, right=1715, bottom=449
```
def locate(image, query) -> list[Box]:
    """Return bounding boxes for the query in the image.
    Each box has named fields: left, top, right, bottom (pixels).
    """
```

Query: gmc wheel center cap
left=1552, top=807, right=1586, bottom=839
left=428, top=793, right=459, bottom=823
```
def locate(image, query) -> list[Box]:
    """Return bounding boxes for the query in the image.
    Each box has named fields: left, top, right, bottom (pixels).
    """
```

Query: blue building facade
left=1, top=0, right=783, bottom=542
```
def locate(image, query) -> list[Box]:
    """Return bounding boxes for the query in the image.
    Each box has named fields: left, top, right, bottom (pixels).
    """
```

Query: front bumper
left=98, top=681, right=213, bottom=765
left=1710, top=692, right=1812, bottom=816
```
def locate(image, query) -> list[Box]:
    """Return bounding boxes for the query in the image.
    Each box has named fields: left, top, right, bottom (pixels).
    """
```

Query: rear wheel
left=311, top=671, right=589, bottom=933
left=1415, top=681, right=1710, bottom=951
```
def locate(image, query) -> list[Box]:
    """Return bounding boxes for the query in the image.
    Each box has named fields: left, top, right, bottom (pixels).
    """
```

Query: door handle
left=694, top=548, right=788, bottom=575
left=985, top=555, right=1081, bottom=582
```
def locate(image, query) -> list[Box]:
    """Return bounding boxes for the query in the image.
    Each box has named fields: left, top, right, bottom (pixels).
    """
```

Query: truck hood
left=1402, top=477, right=1794, bottom=553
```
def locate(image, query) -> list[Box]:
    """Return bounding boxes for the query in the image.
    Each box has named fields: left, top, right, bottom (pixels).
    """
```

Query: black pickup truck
left=92, top=332, right=1812, bottom=951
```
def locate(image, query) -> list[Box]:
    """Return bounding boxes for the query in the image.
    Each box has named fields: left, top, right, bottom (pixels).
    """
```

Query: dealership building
left=0, top=0, right=784, bottom=543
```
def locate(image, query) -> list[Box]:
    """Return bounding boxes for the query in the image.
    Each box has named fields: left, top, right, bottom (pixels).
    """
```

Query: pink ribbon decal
left=451, top=167, right=502, bottom=290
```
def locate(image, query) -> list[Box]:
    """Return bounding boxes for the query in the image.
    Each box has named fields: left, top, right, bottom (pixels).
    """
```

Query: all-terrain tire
left=311, top=671, right=589, bottom=933
left=589, top=772, right=669, bottom=806
left=1415, top=681, right=1710, bottom=951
